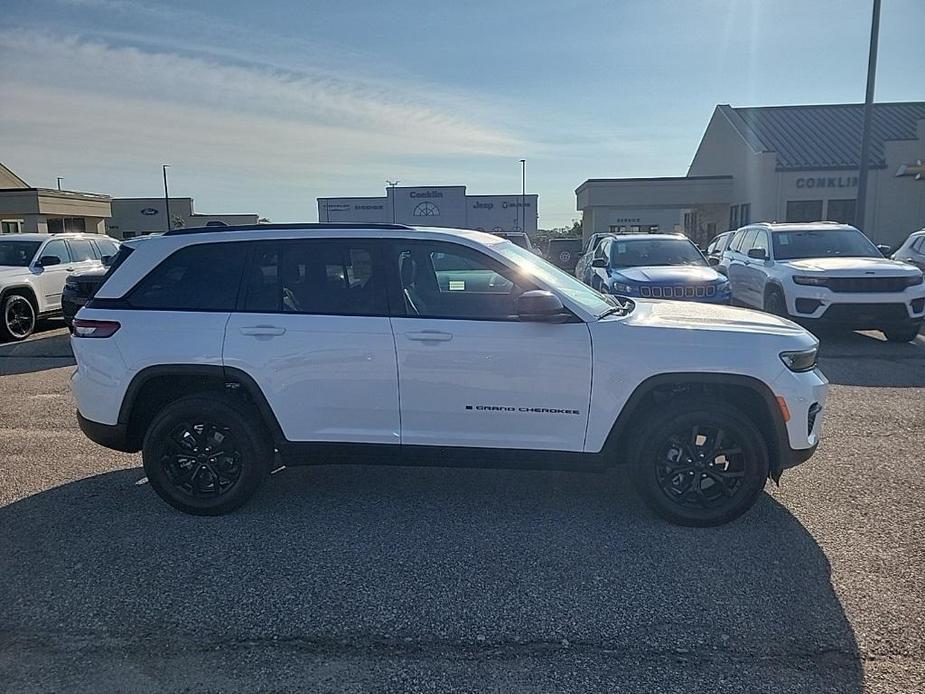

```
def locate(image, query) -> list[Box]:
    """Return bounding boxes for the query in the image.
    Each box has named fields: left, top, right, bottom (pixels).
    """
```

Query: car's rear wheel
left=142, top=395, right=271, bottom=515
left=1, top=293, right=36, bottom=342
left=883, top=323, right=921, bottom=343
left=630, top=398, right=769, bottom=526
left=763, top=287, right=788, bottom=317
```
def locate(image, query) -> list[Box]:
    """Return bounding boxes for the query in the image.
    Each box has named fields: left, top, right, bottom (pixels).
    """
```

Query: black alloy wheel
left=654, top=424, right=746, bottom=510
left=161, top=421, right=243, bottom=498
left=631, top=399, right=769, bottom=526
left=2, top=294, right=36, bottom=341
left=143, top=396, right=271, bottom=515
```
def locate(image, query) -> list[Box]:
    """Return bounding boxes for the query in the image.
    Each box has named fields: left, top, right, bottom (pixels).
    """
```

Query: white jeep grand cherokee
left=71, top=224, right=827, bottom=526
left=722, top=222, right=925, bottom=342
left=0, top=233, right=120, bottom=341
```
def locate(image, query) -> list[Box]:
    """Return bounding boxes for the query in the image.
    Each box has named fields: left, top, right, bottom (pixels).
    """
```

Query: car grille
left=826, top=277, right=910, bottom=293
left=639, top=285, right=716, bottom=299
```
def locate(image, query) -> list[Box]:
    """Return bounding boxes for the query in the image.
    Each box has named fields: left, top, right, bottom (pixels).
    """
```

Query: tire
left=763, top=286, right=788, bottom=317
left=0, top=293, right=37, bottom=342
left=883, top=323, right=921, bottom=343
left=630, top=398, right=770, bottom=527
left=142, top=395, right=272, bottom=515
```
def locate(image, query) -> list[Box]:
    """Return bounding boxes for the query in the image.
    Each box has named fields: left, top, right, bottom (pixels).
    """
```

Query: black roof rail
left=163, top=222, right=415, bottom=236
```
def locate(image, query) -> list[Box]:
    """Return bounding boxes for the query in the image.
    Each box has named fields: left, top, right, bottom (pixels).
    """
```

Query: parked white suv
left=892, top=228, right=925, bottom=272
left=71, top=223, right=827, bottom=526
left=722, top=222, right=925, bottom=342
left=0, top=233, right=120, bottom=341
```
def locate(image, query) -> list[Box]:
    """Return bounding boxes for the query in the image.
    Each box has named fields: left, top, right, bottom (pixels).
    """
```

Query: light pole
left=162, top=165, right=172, bottom=232
left=56, top=177, right=63, bottom=191
left=855, top=0, right=881, bottom=232
left=519, top=159, right=526, bottom=232
left=387, top=180, right=400, bottom=223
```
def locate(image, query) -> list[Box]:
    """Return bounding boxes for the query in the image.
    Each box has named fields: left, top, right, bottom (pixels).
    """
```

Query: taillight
left=72, top=319, right=121, bottom=338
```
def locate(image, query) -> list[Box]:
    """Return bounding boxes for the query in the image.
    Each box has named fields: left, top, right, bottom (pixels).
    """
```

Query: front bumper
left=786, top=284, right=925, bottom=328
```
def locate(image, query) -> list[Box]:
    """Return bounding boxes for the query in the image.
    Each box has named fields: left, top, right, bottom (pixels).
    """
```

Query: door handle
left=239, top=325, right=286, bottom=336
left=406, top=330, right=453, bottom=342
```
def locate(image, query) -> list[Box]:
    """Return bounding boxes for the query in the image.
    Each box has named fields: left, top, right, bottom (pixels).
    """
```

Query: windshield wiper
left=600, top=298, right=633, bottom=318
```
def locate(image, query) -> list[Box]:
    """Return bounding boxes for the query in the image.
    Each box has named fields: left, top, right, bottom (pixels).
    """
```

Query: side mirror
left=591, top=258, right=608, bottom=268
left=747, top=248, right=768, bottom=261
left=708, top=256, right=720, bottom=266
left=37, top=255, right=61, bottom=267
left=100, top=254, right=113, bottom=265
left=876, top=244, right=891, bottom=257
left=516, top=290, right=569, bottom=323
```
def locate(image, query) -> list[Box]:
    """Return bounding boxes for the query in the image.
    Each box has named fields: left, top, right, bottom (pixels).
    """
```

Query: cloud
left=0, top=30, right=524, bottom=201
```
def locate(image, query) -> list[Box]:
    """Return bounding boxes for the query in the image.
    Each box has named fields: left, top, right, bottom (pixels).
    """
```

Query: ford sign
left=140, top=208, right=159, bottom=215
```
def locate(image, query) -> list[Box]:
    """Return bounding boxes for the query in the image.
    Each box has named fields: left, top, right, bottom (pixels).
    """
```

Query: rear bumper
left=76, top=411, right=133, bottom=452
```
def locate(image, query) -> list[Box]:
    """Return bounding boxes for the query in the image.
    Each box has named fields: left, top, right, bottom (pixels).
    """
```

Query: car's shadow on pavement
left=815, top=328, right=925, bottom=387
left=0, top=320, right=74, bottom=376
left=0, top=464, right=862, bottom=693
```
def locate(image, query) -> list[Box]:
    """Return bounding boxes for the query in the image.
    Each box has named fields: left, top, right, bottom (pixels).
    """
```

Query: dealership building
left=106, top=197, right=260, bottom=239
left=577, top=101, right=925, bottom=248
left=0, top=162, right=112, bottom=235
left=318, top=185, right=538, bottom=234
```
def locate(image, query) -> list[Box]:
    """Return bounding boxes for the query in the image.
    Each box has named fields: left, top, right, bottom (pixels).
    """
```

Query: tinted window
left=0, top=241, right=41, bottom=266
left=128, top=242, right=247, bottom=310
left=393, top=241, right=534, bottom=320
left=42, top=239, right=72, bottom=263
left=242, top=240, right=386, bottom=316
left=69, top=239, right=96, bottom=261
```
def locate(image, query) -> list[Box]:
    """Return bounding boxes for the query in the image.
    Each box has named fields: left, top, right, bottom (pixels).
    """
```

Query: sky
left=2, top=0, right=923, bottom=229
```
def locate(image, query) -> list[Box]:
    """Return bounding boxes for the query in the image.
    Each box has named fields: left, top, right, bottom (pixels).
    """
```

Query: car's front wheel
left=142, top=395, right=272, bottom=515
left=883, top=323, right=921, bottom=343
left=0, top=293, right=36, bottom=342
left=763, top=287, right=788, bottom=317
left=630, top=398, right=770, bottom=526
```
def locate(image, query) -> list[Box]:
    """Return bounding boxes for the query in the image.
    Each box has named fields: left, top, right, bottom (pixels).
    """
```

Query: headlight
left=780, top=347, right=818, bottom=372
left=716, top=279, right=731, bottom=293
left=612, top=282, right=634, bottom=294
left=792, top=275, right=828, bottom=286
left=903, top=273, right=924, bottom=287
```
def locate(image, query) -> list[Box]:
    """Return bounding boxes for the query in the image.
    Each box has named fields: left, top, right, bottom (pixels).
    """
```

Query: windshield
left=493, top=241, right=614, bottom=316
left=772, top=229, right=879, bottom=260
left=0, top=241, right=41, bottom=267
left=610, top=238, right=706, bottom=268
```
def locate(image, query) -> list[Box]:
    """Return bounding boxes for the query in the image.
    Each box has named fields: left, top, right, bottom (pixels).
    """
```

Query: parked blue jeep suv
left=585, top=234, right=731, bottom=303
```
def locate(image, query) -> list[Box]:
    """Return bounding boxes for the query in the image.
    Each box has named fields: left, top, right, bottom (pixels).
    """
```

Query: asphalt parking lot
left=1, top=322, right=923, bottom=693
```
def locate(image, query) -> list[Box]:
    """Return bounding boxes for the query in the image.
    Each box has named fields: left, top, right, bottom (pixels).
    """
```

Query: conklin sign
left=796, top=176, right=858, bottom=189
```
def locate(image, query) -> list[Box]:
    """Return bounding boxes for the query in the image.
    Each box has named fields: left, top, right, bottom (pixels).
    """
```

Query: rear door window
left=128, top=242, right=248, bottom=310
left=241, top=239, right=387, bottom=316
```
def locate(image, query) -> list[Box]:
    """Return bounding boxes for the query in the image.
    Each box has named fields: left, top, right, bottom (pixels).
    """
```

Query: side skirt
left=277, top=442, right=609, bottom=473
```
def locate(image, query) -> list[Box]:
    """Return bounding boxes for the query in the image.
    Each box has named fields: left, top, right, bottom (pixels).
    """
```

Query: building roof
left=720, top=102, right=925, bottom=171
left=0, top=163, right=29, bottom=189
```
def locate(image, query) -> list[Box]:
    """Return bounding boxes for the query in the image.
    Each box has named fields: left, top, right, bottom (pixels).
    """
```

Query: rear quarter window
left=127, top=242, right=248, bottom=311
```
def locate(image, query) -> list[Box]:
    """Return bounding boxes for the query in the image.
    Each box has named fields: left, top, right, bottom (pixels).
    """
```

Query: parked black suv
left=545, top=238, right=582, bottom=272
